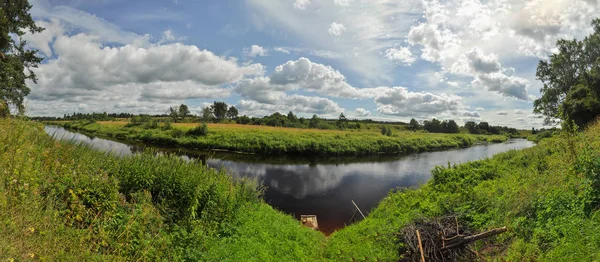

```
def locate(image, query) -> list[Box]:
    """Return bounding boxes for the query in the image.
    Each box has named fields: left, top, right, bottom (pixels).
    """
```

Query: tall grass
left=7, top=118, right=595, bottom=260
left=0, top=119, right=324, bottom=261
left=324, top=120, right=600, bottom=261
left=52, top=120, right=509, bottom=156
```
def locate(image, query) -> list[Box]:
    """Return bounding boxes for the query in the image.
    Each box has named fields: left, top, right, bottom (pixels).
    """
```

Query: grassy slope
left=5, top=118, right=598, bottom=261
left=324, top=121, right=600, bottom=261
left=0, top=119, right=324, bottom=261
left=51, top=120, right=508, bottom=156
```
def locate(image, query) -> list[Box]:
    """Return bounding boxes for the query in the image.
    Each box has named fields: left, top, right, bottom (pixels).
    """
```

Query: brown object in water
left=301, top=215, right=319, bottom=230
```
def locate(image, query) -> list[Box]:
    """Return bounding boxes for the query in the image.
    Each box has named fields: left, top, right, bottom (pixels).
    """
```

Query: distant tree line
left=34, top=100, right=526, bottom=135
left=235, top=111, right=361, bottom=130
left=464, top=121, right=518, bottom=135
left=406, top=118, right=459, bottom=133
left=31, top=112, right=134, bottom=121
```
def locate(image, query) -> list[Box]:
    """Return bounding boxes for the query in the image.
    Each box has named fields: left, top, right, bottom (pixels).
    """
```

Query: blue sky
left=23, top=0, right=600, bottom=128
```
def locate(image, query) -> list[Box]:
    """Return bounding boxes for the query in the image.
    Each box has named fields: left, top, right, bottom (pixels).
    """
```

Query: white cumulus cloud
left=293, top=0, right=311, bottom=10
left=244, top=44, right=269, bottom=57
left=328, top=22, right=346, bottom=37
left=384, top=46, right=415, bottom=65
left=354, top=108, right=371, bottom=117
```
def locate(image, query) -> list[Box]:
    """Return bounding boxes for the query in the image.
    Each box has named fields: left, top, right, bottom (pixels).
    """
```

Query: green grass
left=50, top=120, right=509, bottom=156
left=0, top=119, right=324, bottom=261
left=323, top=120, right=600, bottom=261
left=5, top=118, right=599, bottom=261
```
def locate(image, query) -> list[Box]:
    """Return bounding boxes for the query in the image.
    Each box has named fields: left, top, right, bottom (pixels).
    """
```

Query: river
left=44, top=125, right=534, bottom=234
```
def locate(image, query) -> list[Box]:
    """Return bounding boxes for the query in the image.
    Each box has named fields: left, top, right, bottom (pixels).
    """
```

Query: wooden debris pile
left=398, top=216, right=506, bottom=261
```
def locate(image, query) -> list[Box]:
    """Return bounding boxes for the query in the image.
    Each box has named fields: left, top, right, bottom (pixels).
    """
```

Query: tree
left=444, top=120, right=459, bottom=133
left=201, top=107, right=213, bottom=121
left=211, top=101, right=228, bottom=120
left=408, top=118, right=421, bottom=131
left=478, top=122, right=490, bottom=133
left=237, top=115, right=251, bottom=124
left=423, top=118, right=442, bottom=133
left=178, top=104, right=190, bottom=119
left=167, top=106, right=178, bottom=122
left=287, top=111, right=298, bottom=122
left=308, top=115, right=320, bottom=128
left=562, top=83, right=600, bottom=128
left=1, top=0, right=44, bottom=115
left=226, top=106, right=239, bottom=119
left=465, top=121, right=479, bottom=134
left=534, top=18, right=600, bottom=126
left=336, top=113, right=348, bottom=129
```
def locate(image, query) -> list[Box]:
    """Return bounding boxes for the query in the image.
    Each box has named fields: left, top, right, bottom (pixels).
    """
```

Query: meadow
left=3, top=118, right=600, bottom=260
left=0, top=119, right=324, bottom=261
left=50, top=120, right=509, bottom=156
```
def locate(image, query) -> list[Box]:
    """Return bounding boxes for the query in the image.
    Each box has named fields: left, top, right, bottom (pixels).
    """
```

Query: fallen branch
left=441, top=226, right=507, bottom=250
left=399, top=216, right=508, bottom=261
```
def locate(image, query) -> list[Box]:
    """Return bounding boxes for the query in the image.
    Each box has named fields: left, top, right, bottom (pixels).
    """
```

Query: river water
left=44, top=125, right=534, bottom=234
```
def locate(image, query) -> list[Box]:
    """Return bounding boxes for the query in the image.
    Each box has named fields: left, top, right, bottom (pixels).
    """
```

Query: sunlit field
left=49, top=120, right=509, bottom=155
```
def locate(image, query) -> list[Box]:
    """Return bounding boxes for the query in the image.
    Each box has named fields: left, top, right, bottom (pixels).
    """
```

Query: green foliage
left=57, top=121, right=508, bottom=156
left=562, top=84, right=600, bottom=128
left=170, top=128, right=185, bottom=138
left=327, top=119, right=600, bottom=260
left=162, top=120, right=172, bottom=130
left=0, top=119, right=324, bottom=260
left=186, top=123, right=208, bottom=137
left=336, top=113, right=348, bottom=129
left=307, top=114, right=318, bottom=128
left=226, top=106, right=238, bottom=120
left=211, top=101, right=228, bottom=120
left=381, top=126, right=393, bottom=136
left=0, top=99, right=8, bottom=117
left=534, top=18, right=600, bottom=126
left=423, top=118, right=460, bottom=133
left=178, top=104, right=190, bottom=119
left=408, top=118, right=421, bottom=131
left=9, top=118, right=600, bottom=260
left=0, top=0, right=44, bottom=115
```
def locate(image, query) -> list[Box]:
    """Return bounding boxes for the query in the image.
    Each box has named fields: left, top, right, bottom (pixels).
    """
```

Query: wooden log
left=441, top=226, right=507, bottom=250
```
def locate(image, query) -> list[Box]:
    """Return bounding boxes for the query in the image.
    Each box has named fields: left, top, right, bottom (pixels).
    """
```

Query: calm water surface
left=44, top=126, right=534, bottom=234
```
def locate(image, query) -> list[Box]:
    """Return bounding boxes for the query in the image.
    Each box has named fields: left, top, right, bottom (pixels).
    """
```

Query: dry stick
left=455, top=216, right=459, bottom=234
left=416, top=230, right=426, bottom=262
left=441, top=226, right=507, bottom=250
left=351, top=200, right=365, bottom=219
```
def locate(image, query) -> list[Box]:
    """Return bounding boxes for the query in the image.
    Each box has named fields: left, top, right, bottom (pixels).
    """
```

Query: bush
left=171, top=128, right=185, bottom=138
left=143, top=120, right=158, bottom=129
left=186, top=123, right=208, bottom=137
left=381, top=126, right=393, bottom=136
left=162, top=120, right=172, bottom=130
left=0, top=100, right=8, bottom=117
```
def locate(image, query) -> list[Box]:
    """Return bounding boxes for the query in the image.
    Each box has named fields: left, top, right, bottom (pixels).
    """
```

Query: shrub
left=0, top=100, right=8, bottom=117
left=171, top=128, right=185, bottom=138
left=162, top=120, right=173, bottom=130
left=381, top=126, right=392, bottom=136
left=143, top=120, right=159, bottom=129
left=186, top=123, right=208, bottom=137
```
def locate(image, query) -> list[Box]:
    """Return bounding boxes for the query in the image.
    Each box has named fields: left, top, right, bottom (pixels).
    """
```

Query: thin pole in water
left=351, top=200, right=365, bottom=219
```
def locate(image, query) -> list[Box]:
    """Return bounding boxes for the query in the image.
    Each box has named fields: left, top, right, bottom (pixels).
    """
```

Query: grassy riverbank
left=324, top=121, right=600, bottom=261
left=5, top=118, right=599, bottom=260
left=1, top=119, right=324, bottom=261
left=50, top=120, right=509, bottom=156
